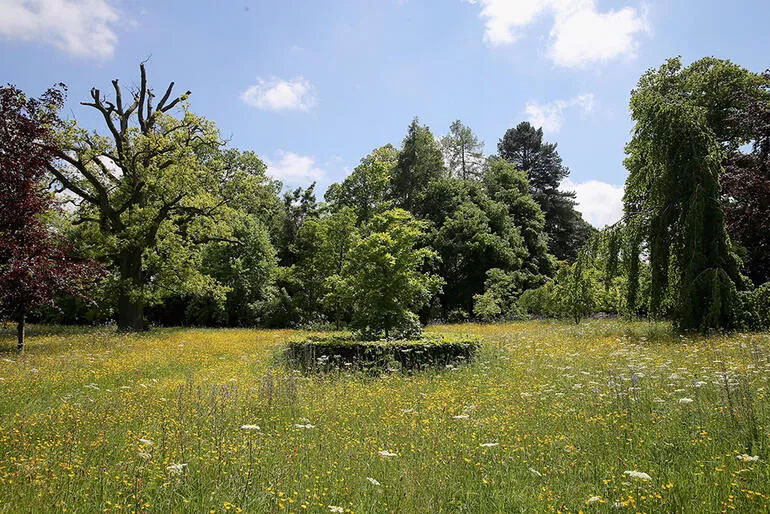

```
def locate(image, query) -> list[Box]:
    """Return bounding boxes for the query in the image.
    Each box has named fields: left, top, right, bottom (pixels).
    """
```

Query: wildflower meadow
left=1, top=320, right=768, bottom=512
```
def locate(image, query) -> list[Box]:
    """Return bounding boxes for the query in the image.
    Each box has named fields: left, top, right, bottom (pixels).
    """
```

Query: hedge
left=285, top=333, right=481, bottom=372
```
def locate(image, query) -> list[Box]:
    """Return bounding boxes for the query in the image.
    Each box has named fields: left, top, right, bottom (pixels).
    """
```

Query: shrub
left=737, top=282, right=770, bottom=330
left=285, top=333, right=480, bottom=372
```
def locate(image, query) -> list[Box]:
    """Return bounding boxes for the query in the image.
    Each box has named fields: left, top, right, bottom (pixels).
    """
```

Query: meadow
left=0, top=320, right=769, bottom=513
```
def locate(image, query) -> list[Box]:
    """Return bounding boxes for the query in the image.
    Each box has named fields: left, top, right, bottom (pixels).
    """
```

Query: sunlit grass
left=1, top=320, right=768, bottom=512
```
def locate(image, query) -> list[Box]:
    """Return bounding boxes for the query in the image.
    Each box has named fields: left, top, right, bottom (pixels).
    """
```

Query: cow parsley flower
left=624, top=470, right=651, bottom=481
left=736, top=454, right=759, bottom=462
left=167, top=463, right=188, bottom=475
left=328, top=506, right=344, bottom=512
left=294, top=423, right=315, bottom=429
left=678, top=397, right=694, bottom=404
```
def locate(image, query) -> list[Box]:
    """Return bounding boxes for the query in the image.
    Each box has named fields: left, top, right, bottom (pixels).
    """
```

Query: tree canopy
left=0, top=85, right=101, bottom=350
left=497, top=121, right=595, bottom=261
left=47, top=64, right=277, bottom=331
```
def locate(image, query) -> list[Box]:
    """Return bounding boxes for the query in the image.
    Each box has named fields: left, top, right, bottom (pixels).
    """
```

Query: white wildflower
left=294, top=423, right=315, bottom=429
left=240, top=424, right=261, bottom=431
left=529, top=468, right=542, bottom=477
left=586, top=496, right=602, bottom=503
left=452, top=414, right=469, bottom=419
left=678, top=397, right=694, bottom=404
left=166, top=463, right=187, bottom=475
left=480, top=442, right=499, bottom=447
left=378, top=450, right=397, bottom=458
left=623, top=470, right=651, bottom=481
left=139, top=438, right=153, bottom=446
left=366, top=477, right=381, bottom=486
left=328, top=507, right=344, bottom=513
left=736, top=454, right=759, bottom=462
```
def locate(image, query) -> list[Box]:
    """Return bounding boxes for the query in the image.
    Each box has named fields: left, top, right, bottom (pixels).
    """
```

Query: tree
left=722, top=70, right=770, bottom=285
left=0, top=85, right=100, bottom=350
left=278, top=183, right=320, bottom=265
left=622, top=57, right=769, bottom=286
left=417, top=178, right=525, bottom=316
left=624, top=58, right=744, bottom=331
left=483, top=158, right=556, bottom=285
left=184, top=216, right=278, bottom=326
left=497, top=121, right=594, bottom=261
left=46, top=64, right=270, bottom=331
left=325, top=145, right=397, bottom=224
left=390, top=118, right=445, bottom=211
left=440, top=120, right=484, bottom=180
left=291, top=208, right=357, bottom=325
left=342, top=209, right=443, bottom=339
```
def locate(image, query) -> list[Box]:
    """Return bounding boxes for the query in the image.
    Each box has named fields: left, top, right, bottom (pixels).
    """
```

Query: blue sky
left=1, top=0, right=768, bottom=227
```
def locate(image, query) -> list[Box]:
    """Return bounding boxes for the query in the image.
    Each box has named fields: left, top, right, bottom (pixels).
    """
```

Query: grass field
left=1, top=320, right=769, bottom=513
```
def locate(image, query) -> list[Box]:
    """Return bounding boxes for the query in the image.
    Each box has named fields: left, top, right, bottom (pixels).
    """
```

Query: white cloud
left=241, top=77, right=317, bottom=111
left=0, top=0, right=119, bottom=59
left=524, top=93, right=594, bottom=133
left=266, top=151, right=324, bottom=184
left=562, top=178, right=624, bottom=228
left=465, top=0, right=649, bottom=68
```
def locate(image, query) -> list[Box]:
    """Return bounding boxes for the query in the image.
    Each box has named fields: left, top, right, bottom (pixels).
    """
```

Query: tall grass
left=0, top=320, right=768, bottom=512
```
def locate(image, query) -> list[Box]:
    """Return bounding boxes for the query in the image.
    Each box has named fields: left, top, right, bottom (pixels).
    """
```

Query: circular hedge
left=285, top=333, right=481, bottom=372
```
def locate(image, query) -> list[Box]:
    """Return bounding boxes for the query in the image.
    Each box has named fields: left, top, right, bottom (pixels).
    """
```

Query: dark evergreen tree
left=390, top=118, right=445, bottom=211
left=497, top=121, right=594, bottom=261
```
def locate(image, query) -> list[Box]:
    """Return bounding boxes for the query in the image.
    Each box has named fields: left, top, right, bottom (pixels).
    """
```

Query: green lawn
left=1, top=320, right=768, bottom=513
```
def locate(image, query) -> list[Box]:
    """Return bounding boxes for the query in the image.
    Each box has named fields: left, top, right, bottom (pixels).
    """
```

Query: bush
left=737, top=282, right=770, bottom=330
left=285, top=333, right=481, bottom=372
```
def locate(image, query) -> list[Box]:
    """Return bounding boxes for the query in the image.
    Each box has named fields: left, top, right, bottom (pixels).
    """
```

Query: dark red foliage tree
left=0, top=85, right=101, bottom=351
left=723, top=71, right=770, bottom=286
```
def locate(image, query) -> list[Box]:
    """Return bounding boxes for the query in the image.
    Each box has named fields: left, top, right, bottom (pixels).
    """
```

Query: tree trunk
left=17, top=312, right=25, bottom=353
left=117, top=248, right=146, bottom=331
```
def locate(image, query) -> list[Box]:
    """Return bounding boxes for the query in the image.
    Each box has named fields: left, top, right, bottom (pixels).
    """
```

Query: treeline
left=518, top=57, right=770, bottom=331
left=3, top=56, right=769, bottom=334
left=30, top=63, right=594, bottom=330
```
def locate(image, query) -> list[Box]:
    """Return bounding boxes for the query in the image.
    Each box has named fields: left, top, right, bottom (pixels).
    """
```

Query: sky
left=1, top=0, right=768, bottom=228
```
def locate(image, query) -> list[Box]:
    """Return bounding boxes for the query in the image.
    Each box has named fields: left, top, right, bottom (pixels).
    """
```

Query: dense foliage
left=6, top=56, right=770, bottom=335
left=47, top=64, right=281, bottom=331
left=497, top=122, right=595, bottom=261
left=0, top=85, right=100, bottom=350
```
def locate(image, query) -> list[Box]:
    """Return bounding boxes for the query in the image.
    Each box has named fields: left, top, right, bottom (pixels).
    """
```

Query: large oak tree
left=47, top=64, right=271, bottom=331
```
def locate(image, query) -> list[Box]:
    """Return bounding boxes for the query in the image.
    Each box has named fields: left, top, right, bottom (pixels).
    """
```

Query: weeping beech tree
left=623, top=59, right=745, bottom=331
left=46, top=63, right=268, bottom=331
